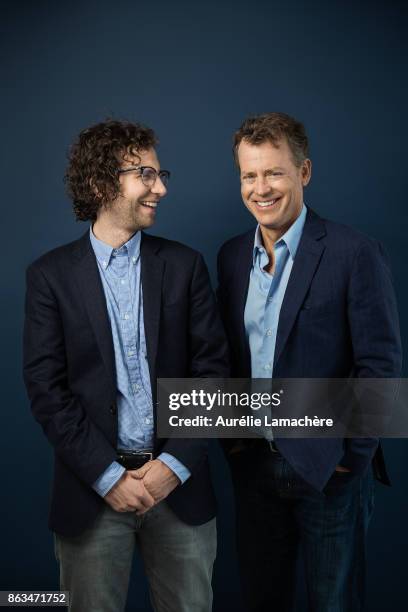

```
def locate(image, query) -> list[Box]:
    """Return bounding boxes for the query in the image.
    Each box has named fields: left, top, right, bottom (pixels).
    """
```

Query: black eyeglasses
left=118, top=166, right=170, bottom=188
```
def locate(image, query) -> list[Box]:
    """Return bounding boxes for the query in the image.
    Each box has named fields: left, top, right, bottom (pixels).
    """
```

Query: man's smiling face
left=105, top=147, right=167, bottom=233
left=237, top=138, right=311, bottom=237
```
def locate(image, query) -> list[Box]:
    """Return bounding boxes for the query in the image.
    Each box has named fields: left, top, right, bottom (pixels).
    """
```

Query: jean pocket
left=325, top=470, right=357, bottom=495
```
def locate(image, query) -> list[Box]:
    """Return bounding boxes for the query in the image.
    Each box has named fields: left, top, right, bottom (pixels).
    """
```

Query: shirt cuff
left=92, top=461, right=126, bottom=497
left=158, top=452, right=191, bottom=484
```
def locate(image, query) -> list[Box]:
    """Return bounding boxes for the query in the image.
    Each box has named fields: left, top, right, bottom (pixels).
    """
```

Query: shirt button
left=145, top=418, right=151, bottom=425
left=264, top=363, right=271, bottom=371
left=120, top=279, right=126, bottom=285
left=132, top=257, right=137, bottom=264
left=133, top=383, right=140, bottom=392
left=266, top=329, right=272, bottom=336
left=128, top=350, right=134, bottom=356
left=124, top=314, right=130, bottom=320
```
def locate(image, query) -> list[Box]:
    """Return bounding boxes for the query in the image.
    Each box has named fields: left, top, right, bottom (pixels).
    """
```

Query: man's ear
left=301, top=159, right=312, bottom=186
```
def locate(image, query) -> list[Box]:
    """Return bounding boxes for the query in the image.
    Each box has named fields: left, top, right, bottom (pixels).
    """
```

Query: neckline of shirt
left=89, top=226, right=141, bottom=269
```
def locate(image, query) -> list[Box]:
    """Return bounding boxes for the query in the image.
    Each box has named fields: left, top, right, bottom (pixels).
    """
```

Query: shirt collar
left=89, top=226, right=141, bottom=269
left=253, top=203, right=307, bottom=263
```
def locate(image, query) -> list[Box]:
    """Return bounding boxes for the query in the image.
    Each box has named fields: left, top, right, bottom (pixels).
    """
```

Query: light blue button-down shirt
left=89, top=228, right=190, bottom=496
left=244, top=204, right=306, bottom=378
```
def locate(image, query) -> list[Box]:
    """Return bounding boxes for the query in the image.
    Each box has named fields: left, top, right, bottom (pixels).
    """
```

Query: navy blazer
left=217, top=207, right=402, bottom=490
left=23, top=231, right=229, bottom=536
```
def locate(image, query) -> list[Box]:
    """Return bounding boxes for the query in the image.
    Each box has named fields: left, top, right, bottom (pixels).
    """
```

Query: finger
left=135, top=507, right=149, bottom=516
left=335, top=465, right=351, bottom=473
left=126, top=478, right=155, bottom=512
left=128, top=461, right=155, bottom=479
left=129, top=467, right=146, bottom=479
left=113, top=505, right=133, bottom=513
left=135, top=481, right=156, bottom=510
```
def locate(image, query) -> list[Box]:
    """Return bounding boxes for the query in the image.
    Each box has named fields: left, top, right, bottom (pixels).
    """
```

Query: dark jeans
left=55, top=501, right=216, bottom=612
left=229, top=444, right=375, bottom=612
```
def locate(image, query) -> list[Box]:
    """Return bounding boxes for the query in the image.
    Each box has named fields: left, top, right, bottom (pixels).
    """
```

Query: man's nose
left=254, top=176, right=271, bottom=196
left=151, top=176, right=167, bottom=197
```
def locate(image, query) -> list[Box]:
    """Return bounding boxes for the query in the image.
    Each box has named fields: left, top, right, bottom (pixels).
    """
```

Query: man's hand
left=105, top=471, right=155, bottom=513
left=335, top=465, right=351, bottom=473
left=130, top=459, right=180, bottom=505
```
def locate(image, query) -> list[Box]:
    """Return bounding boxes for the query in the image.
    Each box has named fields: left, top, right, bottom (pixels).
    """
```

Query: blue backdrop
left=1, top=0, right=407, bottom=610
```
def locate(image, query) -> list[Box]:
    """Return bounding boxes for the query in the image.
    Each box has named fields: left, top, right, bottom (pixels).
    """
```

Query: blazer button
left=109, top=403, right=117, bottom=415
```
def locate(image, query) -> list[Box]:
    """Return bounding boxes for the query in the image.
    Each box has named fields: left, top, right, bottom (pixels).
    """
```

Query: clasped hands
left=105, top=459, right=180, bottom=514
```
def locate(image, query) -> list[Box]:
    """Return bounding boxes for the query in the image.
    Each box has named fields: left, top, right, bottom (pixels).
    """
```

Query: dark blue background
left=1, top=0, right=407, bottom=609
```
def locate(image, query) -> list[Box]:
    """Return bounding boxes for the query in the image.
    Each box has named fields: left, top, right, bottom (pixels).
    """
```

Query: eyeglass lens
left=141, top=167, right=170, bottom=187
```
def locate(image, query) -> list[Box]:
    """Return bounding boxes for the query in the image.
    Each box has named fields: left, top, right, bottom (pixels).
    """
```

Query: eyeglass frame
left=118, top=165, right=171, bottom=187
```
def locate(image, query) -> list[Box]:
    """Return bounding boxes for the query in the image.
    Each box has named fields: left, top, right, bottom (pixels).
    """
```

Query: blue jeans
left=229, top=445, right=375, bottom=612
left=54, top=501, right=216, bottom=612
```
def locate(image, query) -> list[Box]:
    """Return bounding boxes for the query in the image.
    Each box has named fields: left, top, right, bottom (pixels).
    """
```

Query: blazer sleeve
left=216, top=245, right=227, bottom=324
left=216, top=244, right=239, bottom=455
left=23, top=263, right=117, bottom=486
left=161, top=252, right=230, bottom=473
left=341, top=239, right=402, bottom=472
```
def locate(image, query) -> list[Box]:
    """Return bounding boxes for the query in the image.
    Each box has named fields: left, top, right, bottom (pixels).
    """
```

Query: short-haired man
left=217, top=112, right=401, bottom=611
left=23, top=119, right=229, bottom=612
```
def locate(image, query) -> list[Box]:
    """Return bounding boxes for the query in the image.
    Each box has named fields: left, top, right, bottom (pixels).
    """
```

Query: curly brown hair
left=233, top=112, right=309, bottom=168
left=65, top=119, right=158, bottom=221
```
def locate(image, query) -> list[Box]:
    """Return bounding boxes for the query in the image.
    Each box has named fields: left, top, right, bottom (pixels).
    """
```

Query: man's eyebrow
left=241, top=166, right=286, bottom=175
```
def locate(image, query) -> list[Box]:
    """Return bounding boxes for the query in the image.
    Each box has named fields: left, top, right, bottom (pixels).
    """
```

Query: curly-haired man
left=23, top=119, right=229, bottom=612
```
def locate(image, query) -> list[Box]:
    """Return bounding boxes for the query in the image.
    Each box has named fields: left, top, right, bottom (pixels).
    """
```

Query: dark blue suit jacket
left=23, top=231, right=229, bottom=536
left=217, top=207, right=402, bottom=490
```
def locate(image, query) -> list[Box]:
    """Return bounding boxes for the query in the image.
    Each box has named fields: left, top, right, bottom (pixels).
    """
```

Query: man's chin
left=132, top=217, right=156, bottom=232
left=142, top=219, right=156, bottom=230
left=256, top=215, right=283, bottom=230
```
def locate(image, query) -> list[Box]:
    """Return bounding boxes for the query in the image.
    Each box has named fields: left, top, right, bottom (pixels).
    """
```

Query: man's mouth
left=140, top=201, right=158, bottom=209
left=254, top=197, right=281, bottom=208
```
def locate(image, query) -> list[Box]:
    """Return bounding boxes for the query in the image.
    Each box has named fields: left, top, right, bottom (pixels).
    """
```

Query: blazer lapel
left=72, top=232, right=116, bottom=390
left=274, top=209, right=326, bottom=367
left=140, top=233, right=164, bottom=384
